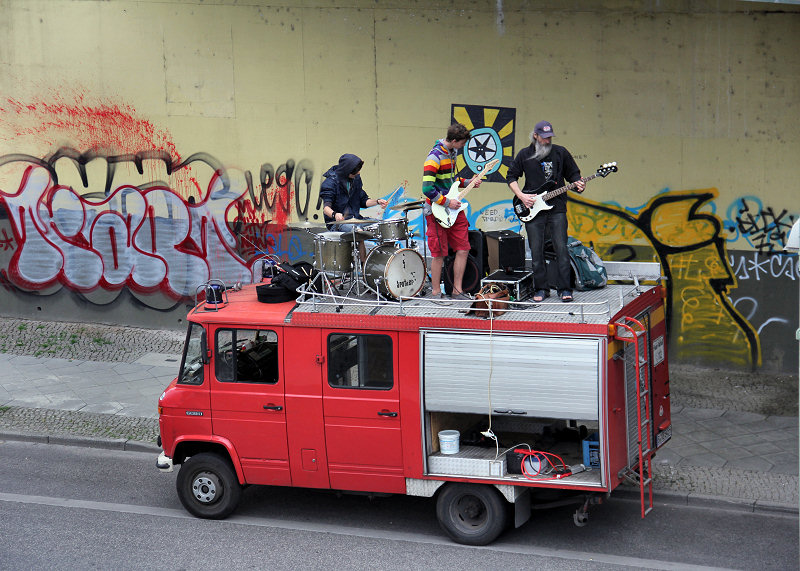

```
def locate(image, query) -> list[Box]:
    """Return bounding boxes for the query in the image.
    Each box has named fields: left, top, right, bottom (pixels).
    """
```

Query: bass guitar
left=513, top=162, right=618, bottom=223
left=431, top=159, right=500, bottom=228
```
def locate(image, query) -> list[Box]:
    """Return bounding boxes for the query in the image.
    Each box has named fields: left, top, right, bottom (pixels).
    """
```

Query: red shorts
left=426, top=211, right=470, bottom=257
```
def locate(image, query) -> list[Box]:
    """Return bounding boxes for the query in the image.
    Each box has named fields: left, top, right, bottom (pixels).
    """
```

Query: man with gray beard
left=506, top=120, right=585, bottom=302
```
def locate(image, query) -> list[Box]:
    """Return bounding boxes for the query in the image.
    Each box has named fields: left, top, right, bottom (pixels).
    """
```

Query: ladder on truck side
left=614, top=316, right=654, bottom=517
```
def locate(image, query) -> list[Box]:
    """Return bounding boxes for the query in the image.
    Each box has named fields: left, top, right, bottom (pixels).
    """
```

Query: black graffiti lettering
left=607, top=244, right=637, bottom=261
left=294, top=159, right=314, bottom=218
left=735, top=200, right=797, bottom=254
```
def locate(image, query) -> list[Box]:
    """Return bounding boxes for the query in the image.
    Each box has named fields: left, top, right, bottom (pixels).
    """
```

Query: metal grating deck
left=293, top=282, right=654, bottom=326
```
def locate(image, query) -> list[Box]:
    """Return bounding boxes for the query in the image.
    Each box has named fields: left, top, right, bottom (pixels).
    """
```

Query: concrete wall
left=0, top=0, right=797, bottom=372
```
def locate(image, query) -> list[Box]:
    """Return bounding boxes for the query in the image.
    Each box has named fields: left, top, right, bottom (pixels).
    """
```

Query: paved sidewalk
left=0, top=348, right=797, bottom=512
left=0, top=352, right=178, bottom=418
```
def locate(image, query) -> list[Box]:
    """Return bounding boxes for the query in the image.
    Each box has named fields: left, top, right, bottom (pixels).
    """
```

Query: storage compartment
left=422, top=329, right=606, bottom=487
left=424, top=411, right=602, bottom=486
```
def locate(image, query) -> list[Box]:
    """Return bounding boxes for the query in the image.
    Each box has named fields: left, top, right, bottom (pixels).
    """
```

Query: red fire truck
left=156, top=262, right=671, bottom=545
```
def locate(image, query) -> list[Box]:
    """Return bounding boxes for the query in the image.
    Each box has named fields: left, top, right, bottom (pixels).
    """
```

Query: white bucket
left=438, top=430, right=460, bottom=455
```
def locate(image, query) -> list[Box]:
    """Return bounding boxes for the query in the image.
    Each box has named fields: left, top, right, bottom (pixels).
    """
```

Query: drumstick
left=377, top=180, right=408, bottom=219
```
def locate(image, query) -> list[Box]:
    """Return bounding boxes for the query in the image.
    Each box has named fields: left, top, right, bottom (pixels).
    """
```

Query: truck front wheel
left=436, top=483, right=509, bottom=545
left=176, top=452, right=242, bottom=519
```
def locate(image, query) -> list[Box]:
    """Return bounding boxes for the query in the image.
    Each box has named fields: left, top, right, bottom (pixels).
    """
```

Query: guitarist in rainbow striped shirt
left=422, top=123, right=483, bottom=300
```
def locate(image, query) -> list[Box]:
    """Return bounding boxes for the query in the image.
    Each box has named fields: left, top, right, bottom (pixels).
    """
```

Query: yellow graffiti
left=569, top=189, right=761, bottom=370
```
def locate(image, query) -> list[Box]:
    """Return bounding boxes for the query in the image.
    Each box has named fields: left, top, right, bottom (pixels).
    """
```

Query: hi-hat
left=339, top=218, right=379, bottom=225
left=389, top=200, right=425, bottom=211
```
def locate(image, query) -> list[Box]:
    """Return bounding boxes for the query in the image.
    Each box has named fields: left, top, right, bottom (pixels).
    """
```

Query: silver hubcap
left=192, top=473, right=221, bottom=504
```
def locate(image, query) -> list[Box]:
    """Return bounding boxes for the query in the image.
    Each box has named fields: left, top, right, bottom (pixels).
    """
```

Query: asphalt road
left=0, top=441, right=796, bottom=570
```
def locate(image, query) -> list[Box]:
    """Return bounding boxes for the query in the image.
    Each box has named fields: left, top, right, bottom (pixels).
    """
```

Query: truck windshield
left=178, top=323, right=206, bottom=386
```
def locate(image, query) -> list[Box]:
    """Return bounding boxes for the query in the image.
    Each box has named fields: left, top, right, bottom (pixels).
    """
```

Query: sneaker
left=451, top=292, right=472, bottom=301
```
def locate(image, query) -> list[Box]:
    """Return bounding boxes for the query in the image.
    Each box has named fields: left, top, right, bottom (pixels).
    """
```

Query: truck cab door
left=321, top=330, right=405, bottom=494
left=209, top=326, right=290, bottom=486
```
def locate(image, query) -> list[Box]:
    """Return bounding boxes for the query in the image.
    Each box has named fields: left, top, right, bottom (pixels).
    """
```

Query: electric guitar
left=431, top=159, right=500, bottom=228
left=512, top=162, right=618, bottom=223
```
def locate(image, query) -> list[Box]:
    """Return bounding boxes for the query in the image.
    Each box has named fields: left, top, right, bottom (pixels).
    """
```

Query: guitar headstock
left=475, top=158, right=500, bottom=177
left=596, top=162, right=618, bottom=177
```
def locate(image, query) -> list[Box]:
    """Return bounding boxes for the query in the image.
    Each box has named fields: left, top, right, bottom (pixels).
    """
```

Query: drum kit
left=289, top=199, right=427, bottom=300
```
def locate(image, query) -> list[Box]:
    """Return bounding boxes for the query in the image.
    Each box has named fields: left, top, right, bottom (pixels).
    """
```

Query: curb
left=0, top=430, right=160, bottom=453
left=614, top=485, right=798, bottom=516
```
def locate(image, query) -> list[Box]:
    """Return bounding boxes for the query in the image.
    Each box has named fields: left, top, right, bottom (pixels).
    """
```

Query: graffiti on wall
left=725, top=197, right=797, bottom=255
left=565, top=190, right=798, bottom=371
left=0, top=149, right=318, bottom=307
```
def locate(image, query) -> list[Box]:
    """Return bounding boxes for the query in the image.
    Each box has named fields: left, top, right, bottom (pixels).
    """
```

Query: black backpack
left=256, top=261, right=320, bottom=303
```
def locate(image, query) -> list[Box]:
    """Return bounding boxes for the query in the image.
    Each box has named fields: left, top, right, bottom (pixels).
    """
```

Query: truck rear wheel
left=176, top=452, right=242, bottom=519
left=436, top=483, right=508, bottom=545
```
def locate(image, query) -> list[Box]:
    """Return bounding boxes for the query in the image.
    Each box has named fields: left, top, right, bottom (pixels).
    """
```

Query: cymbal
left=339, top=218, right=379, bottom=225
left=287, top=220, right=324, bottom=230
left=389, top=200, right=425, bottom=211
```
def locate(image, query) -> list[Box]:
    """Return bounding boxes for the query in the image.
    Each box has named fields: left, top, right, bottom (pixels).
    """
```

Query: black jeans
left=524, top=211, right=570, bottom=292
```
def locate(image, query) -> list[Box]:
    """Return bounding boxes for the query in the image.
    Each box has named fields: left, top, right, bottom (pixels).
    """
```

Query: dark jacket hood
left=323, top=153, right=363, bottom=180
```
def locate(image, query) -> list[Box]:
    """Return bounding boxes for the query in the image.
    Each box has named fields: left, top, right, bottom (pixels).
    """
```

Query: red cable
left=517, top=449, right=572, bottom=481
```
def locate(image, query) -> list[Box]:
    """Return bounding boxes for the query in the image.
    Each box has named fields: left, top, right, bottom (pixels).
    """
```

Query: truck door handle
left=263, top=405, right=283, bottom=411
left=378, top=411, right=398, bottom=417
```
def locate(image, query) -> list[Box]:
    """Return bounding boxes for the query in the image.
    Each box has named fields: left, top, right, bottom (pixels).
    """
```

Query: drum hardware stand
left=348, top=226, right=367, bottom=296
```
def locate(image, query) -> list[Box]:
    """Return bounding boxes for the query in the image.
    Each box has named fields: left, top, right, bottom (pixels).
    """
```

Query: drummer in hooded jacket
left=320, top=153, right=387, bottom=232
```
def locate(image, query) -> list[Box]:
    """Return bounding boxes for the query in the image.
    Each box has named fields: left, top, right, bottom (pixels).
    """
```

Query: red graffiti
left=0, top=228, right=14, bottom=251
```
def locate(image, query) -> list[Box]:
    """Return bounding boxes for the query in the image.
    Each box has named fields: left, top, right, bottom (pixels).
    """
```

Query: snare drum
left=313, top=231, right=354, bottom=272
left=363, top=245, right=426, bottom=299
left=376, top=218, right=409, bottom=243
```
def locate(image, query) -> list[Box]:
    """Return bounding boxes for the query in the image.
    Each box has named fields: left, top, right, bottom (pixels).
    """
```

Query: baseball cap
left=534, top=120, right=555, bottom=139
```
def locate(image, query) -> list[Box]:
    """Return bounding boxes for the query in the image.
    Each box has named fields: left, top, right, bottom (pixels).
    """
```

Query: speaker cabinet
left=443, top=254, right=482, bottom=295
left=467, top=229, right=488, bottom=279
left=485, top=230, right=526, bottom=272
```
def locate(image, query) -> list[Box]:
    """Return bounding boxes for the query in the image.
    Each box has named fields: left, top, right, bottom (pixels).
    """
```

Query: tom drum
left=363, top=245, right=426, bottom=299
left=375, top=218, right=409, bottom=243
left=313, top=232, right=354, bottom=272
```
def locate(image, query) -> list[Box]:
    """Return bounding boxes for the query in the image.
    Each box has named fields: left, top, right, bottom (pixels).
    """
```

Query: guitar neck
left=542, top=173, right=599, bottom=201
left=454, top=159, right=499, bottom=201
left=457, top=179, right=479, bottom=200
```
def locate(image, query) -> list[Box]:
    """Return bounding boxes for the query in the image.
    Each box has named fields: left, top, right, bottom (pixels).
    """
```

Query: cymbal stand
left=401, top=209, right=412, bottom=249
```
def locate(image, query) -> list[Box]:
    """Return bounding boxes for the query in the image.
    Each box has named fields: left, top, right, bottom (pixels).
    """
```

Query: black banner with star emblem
left=450, top=104, right=516, bottom=183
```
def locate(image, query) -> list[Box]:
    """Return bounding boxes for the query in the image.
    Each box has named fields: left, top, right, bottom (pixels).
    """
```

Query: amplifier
left=485, top=230, right=525, bottom=272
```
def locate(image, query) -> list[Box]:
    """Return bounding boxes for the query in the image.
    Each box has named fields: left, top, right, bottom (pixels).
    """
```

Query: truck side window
left=178, top=323, right=206, bottom=386
left=327, top=333, right=393, bottom=390
left=215, top=328, right=279, bottom=384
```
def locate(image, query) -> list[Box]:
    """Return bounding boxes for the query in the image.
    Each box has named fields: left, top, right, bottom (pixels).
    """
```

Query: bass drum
left=363, top=245, right=426, bottom=299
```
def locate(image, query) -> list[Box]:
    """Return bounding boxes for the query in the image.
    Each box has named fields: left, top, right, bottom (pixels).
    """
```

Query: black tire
left=436, top=483, right=509, bottom=545
left=176, top=453, right=242, bottom=519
